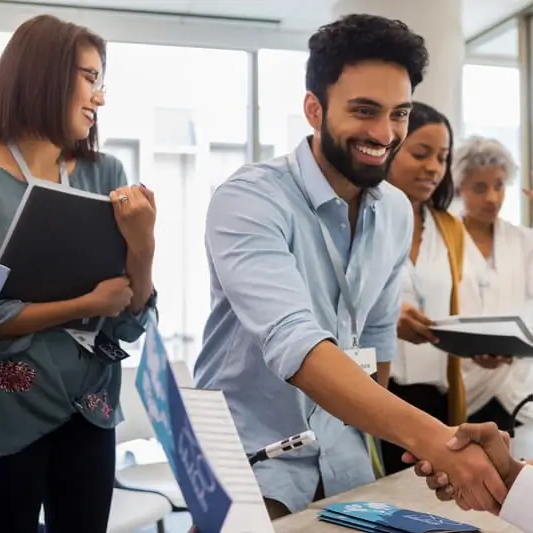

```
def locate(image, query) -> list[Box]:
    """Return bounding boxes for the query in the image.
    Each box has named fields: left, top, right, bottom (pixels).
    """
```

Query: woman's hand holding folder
left=397, top=303, right=439, bottom=345
left=109, top=184, right=156, bottom=315
left=0, top=277, right=134, bottom=339
left=83, top=276, right=133, bottom=318
left=109, top=185, right=156, bottom=258
left=472, top=354, right=512, bottom=369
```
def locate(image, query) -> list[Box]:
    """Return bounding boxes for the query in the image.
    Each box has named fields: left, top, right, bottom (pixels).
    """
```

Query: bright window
left=462, top=64, right=521, bottom=225
left=258, top=49, right=311, bottom=156
left=98, top=43, right=249, bottom=367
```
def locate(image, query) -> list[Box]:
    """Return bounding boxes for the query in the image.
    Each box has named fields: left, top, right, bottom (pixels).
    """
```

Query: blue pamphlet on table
left=318, top=502, right=479, bottom=533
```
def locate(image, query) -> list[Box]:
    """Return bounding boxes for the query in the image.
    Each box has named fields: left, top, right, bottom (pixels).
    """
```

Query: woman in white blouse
left=454, top=135, right=533, bottom=430
left=382, top=102, right=466, bottom=475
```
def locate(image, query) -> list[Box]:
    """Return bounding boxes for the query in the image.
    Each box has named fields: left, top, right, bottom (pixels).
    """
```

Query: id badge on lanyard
left=318, top=217, right=377, bottom=376
left=287, top=151, right=377, bottom=376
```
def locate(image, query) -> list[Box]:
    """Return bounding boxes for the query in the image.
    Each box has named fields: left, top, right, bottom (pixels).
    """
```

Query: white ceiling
left=5, top=0, right=533, bottom=38
left=463, top=0, right=531, bottom=38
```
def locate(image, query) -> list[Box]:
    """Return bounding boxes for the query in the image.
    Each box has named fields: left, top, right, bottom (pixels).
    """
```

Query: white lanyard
left=317, top=217, right=373, bottom=349
left=8, top=142, right=69, bottom=185
left=288, top=153, right=375, bottom=350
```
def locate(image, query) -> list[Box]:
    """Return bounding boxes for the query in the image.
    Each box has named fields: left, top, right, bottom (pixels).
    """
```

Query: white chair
left=115, top=361, right=191, bottom=511
left=39, top=488, right=171, bottom=533
left=107, top=489, right=171, bottom=533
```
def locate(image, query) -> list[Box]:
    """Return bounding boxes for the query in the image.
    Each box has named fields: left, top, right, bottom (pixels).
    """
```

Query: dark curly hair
left=306, top=14, right=429, bottom=107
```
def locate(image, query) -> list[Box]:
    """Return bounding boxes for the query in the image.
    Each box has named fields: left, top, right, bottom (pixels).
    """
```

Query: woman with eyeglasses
left=0, top=15, right=157, bottom=533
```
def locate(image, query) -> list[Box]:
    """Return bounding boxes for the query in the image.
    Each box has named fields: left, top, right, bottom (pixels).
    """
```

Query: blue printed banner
left=136, top=315, right=232, bottom=532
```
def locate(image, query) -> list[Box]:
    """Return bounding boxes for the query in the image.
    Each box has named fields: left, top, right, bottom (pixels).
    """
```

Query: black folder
left=0, top=181, right=127, bottom=331
left=430, top=316, right=533, bottom=358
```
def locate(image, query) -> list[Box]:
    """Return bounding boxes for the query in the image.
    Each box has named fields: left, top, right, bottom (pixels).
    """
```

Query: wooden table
left=274, top=468, right=520, bottom=533
left=274, top=509, right=347, bottom=532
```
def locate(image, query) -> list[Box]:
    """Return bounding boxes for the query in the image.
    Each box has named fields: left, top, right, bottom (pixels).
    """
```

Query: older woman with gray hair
left=454, top=134, right=533, bottom=430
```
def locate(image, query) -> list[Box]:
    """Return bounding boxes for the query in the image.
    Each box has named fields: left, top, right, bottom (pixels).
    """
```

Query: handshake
left=402, top=422, right=526, bottom=514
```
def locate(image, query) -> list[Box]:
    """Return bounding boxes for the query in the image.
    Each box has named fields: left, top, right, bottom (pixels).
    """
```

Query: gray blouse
left=0, top=153, right=156, bottom=457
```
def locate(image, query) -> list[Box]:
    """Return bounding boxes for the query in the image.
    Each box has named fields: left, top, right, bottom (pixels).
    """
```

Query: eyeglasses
left=78, top=66, right=106, bottom=94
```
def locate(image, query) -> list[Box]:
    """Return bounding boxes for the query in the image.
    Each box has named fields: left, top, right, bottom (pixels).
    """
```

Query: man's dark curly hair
left=306, top=14, right=429, bottom=107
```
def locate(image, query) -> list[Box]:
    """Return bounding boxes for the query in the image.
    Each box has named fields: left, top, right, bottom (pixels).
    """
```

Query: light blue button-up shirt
left=194, top=138, right=413, bottom=512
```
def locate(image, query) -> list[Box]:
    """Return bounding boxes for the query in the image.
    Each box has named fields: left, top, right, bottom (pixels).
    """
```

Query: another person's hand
left=84, top=276, right=133, bottom=317
left=418, top=425, right=508, bottom=513
left=110, top=185, right=156, bottom=257
left=403, top=423, right=523, bottom=513
left=397, top=303, right=439, bottom=344
left=473, top=354, right=512, bottom=369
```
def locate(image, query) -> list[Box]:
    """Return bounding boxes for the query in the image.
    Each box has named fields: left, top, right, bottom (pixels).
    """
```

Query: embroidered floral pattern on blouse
left=0, top=361, right=36, bottom=393
left=84, top=390, right=113, bottom=419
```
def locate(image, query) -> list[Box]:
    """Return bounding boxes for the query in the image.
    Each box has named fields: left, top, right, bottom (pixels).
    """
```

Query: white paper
left=65, top=329, right=97, bottom=353
left=0, top=264, right=10, bottom=292
left=432, top=314, right=533, bottom=347
left=180, top=388, right=274, bottom=533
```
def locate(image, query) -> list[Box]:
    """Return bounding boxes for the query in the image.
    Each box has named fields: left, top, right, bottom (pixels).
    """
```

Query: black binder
left=0, top=181, right=127, bottom=331
left=430, top=315, right=533, bottom=358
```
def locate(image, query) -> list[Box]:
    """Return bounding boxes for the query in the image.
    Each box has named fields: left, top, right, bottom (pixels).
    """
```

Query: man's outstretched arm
left=291, top=345, right=506, bottom=513
left=208, top=178, right=507, bottom=514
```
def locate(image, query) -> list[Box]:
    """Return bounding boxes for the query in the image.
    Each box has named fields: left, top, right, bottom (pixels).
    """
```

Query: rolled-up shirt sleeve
left=359, top=208, right=412, bottom=363
left=104, top=289, right=158, bottom=343
left=206, top=176, right=334, bottom=381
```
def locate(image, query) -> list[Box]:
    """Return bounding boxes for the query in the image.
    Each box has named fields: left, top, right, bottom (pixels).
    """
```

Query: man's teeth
left=356, top=145, right=386, bottom=157
left=82, top=109, right=94, bottom=120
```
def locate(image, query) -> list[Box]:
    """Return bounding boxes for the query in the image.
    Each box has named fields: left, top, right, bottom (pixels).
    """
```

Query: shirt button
left=341, top=320, right=347, bottom=327
left=340, top=222, right=347, bottom=229
left=335, top=198, right=342, bottom=206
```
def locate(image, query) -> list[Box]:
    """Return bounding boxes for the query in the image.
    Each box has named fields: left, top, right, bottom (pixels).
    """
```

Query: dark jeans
left=381, top=379, right=448, bottom=476
left=0, top=414, right=116, bottom=533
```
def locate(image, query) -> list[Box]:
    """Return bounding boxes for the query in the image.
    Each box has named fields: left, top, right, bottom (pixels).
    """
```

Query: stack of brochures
left=318, top=502, right=479, bottom=532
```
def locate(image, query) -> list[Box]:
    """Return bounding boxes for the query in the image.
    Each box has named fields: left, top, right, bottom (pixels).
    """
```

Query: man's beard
left=320, top=119, right=400, bottom=189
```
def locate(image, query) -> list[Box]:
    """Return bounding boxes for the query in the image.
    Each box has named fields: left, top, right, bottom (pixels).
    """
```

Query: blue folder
left=318, top=502, right=479, bottom=533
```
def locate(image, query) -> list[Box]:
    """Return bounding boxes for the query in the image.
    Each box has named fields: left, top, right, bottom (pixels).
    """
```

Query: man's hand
left=397, top=303, right=439, bottom=345
left=420, top=427, right=508, bottom=513
left=402, top=422, right=523, bottom=513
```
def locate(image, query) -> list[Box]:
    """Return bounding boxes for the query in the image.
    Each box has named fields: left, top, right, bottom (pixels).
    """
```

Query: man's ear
left=303, top=91, right=323, bottom=132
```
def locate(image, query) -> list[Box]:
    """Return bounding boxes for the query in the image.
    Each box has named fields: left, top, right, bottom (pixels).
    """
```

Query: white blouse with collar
left=391, top=207, right=452, bottom=391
